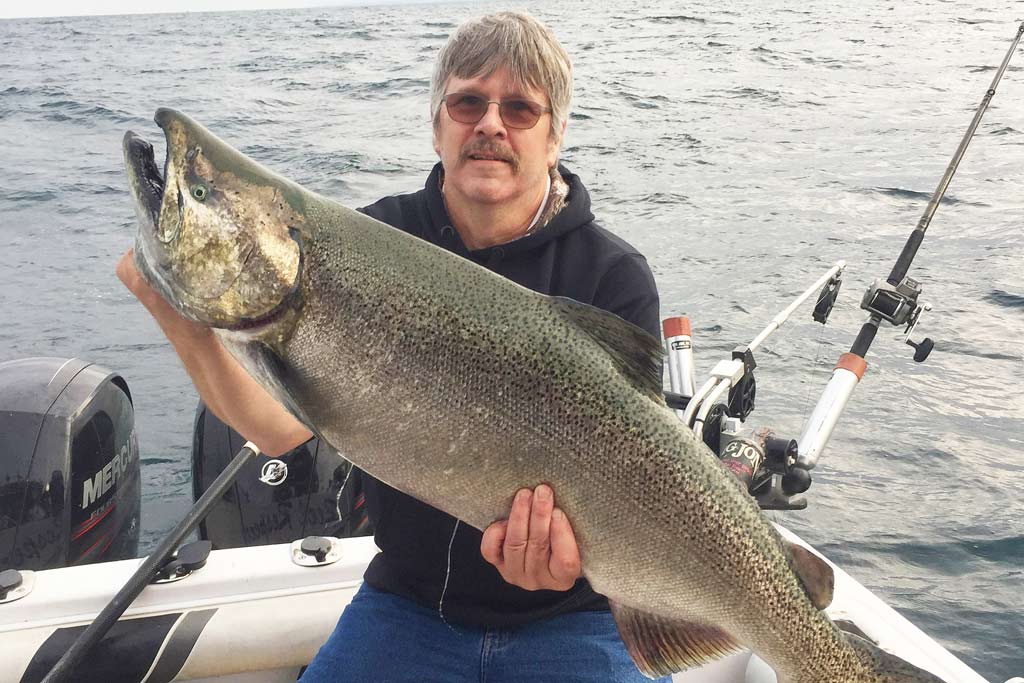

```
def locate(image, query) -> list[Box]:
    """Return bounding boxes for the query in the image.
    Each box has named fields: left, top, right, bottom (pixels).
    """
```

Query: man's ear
left=547, top=120, right=567, bottom=168
left=433, top=125, right=441, bottom=157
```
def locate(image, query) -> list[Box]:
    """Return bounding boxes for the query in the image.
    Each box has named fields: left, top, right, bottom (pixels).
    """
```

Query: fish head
left=123, top=108, right=303, bottom=331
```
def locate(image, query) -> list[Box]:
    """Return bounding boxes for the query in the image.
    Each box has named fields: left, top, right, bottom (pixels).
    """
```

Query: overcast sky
left=0, top=0, right=425, bottom=20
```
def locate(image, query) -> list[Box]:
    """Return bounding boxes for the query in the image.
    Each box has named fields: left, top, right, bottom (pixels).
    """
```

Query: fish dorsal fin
left=784, top=539, right=835, bottom=610
left=550, top=297, right=664, bottom=403
left=608, top=601, right=743, bottom=678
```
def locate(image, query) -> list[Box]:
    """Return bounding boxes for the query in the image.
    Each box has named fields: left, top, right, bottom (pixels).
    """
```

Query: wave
left=751, top=45, right=785, bottom=64
left=943, top=342, right=1020, bottom=362
left=38, top=100, right=135, bottom=124
left=312, top=18, right=355, bottom=29
left=638, top=191, right=692, bottom=206
left=800, top=55, right=844, bottom=69
left=327, top=77, right=429, bottom=98
left=967, top=64, right=1022, bottom=73
left=859, top=186, right=988, bottom=207
left=648, top=15, right=706, bottom=24
left=857, top=535, right=1024, bottom=571
left=723, top=86, right=782, bottom=103
left=985, top=289, right=1024, bottom=309
left=1, top=189, right=58, bottom=202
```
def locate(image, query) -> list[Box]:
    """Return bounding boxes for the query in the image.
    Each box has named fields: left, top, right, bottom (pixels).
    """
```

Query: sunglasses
left=442, top=92, right=551, bottom=130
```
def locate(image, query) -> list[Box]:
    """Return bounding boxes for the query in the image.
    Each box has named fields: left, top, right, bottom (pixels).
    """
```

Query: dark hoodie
left=357, top=162, right=660, bottom=628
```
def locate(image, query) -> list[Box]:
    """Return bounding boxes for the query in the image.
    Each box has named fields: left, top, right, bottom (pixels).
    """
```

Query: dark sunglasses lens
left=500, top=100, right=542, bottom=129
left=447, top=94, right=487, bottom=123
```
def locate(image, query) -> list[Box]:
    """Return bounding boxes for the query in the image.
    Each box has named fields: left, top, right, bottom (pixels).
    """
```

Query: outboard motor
left=192, top=402, right=372, bottom=549
left=0, top=358, right=140, bottom=571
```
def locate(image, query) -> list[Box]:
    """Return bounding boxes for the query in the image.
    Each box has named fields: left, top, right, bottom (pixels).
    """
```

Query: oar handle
left=40, top=442, right=262, bottom=683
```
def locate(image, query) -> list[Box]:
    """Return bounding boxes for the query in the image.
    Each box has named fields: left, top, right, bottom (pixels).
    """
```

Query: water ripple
left=0, top=3, right=1020, bottom=680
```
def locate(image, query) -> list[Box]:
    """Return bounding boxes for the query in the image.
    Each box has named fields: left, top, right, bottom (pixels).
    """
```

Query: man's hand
left=116, top=248, right=151, bottom=299
left=117, top=248, right=170, bottom=315
left=480, top=485, right=582, bottom=591
left=116, top=248, right=211, bottom=340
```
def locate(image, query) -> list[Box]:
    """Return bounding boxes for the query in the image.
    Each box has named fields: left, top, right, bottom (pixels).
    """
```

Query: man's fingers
left=525, top=484, right=554, bottom=572
left=115, top=249, right=139, bottom=288
left=116, top=248, right=161, bottom=307
left=478, top=486, right=584, bottom=592
left=480, top=519, right=508, bottom=568
left=503, top=488, right=532, bottom=560
left=549, top=507, right=582, bottom=585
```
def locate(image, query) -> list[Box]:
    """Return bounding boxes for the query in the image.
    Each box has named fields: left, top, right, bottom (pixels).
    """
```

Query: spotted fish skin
left=123, top=108, right=949, bottom=683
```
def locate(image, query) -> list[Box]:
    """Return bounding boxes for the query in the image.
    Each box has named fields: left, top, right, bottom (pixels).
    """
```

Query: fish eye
left=191, top=184, right=209, bottom=201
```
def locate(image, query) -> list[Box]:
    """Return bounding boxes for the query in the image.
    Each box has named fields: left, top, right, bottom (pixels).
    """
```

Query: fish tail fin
left=845, top=632, right=950, bottom=683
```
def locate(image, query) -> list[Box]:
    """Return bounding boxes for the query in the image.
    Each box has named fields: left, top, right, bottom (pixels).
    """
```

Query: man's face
left=433, top=67, right=561, bottom=209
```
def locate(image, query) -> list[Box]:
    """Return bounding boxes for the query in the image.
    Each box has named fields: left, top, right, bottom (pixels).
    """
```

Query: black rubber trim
left=145, top=609, right=216, bottom=683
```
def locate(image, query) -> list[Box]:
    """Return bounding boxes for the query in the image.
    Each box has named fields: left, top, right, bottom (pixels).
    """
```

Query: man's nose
left=474, top=101, right=507, bottom=136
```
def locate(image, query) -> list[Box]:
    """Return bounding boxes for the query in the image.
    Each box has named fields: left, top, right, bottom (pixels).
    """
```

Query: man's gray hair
left=430, top=12, right=573, bottom=144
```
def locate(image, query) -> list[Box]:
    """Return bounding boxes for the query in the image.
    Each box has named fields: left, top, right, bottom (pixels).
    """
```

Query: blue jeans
left=300, top=583, right=671, bottom=683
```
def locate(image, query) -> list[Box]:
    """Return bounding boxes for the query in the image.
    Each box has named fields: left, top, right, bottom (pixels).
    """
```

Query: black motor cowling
left=192, top=402, right=372, bottom=549
left=0, top=358, right=140, bottom=570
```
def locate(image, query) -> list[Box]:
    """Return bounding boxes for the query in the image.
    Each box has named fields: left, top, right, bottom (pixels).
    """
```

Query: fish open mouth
left=122, top=108, right=305, bottom=332
left=123, top=130, right=167, bottom=230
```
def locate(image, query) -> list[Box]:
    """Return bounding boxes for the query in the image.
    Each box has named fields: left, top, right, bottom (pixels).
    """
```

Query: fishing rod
left=797, top=21, right=1024, bottom=471
left=662, top=261, right=845, bottom=510
left=674, top=261, right=846, bottom=434
left=665, top=22, right=1023, bottom=509
left=41, top=442, right=262, bottom=683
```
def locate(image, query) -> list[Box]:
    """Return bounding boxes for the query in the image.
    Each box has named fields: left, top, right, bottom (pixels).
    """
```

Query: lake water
left=1, top=1, right=1022, bottom=679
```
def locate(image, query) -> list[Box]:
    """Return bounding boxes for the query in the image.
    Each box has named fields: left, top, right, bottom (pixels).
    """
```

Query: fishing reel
left=727, top=348, right=757, bottom=421
left=813, top=271, right=843, bottom=324
left=860, top=277, right=934, bottom=362
left=719, top=433, right=812, bottom=511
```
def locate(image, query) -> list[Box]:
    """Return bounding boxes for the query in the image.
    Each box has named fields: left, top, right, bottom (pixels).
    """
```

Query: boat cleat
left=152, top=539, right=212, bottom=584
left=292, top=536, right=342, bottom=567
left=0, top=569, right=34, bottom=604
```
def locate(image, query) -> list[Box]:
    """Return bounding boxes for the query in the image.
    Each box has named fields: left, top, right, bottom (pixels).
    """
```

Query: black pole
left=41, top=442, right=261, bottom=683
left=886, top=22, right=1024, bottom=285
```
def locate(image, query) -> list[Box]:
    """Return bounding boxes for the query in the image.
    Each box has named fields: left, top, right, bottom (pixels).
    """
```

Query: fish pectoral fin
left=550, top=297, right=665, bottom=404
left=609, top=601, right=743, bottom=678
left=784, top=540, right=834, bottom=610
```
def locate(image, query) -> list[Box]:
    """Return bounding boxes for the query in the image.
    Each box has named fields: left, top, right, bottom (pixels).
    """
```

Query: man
left=118, top=11, right=665, bottom=683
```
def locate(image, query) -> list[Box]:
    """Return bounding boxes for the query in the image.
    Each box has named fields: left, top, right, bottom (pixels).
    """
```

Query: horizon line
left=0, top=0, right=462, bottom=21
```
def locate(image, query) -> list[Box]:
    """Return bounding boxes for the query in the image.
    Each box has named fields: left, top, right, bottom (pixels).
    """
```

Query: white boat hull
left=0, top=528, right=987, bottom=683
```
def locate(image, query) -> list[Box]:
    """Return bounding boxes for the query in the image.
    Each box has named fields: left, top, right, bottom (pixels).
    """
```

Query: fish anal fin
left=834, top=618, right=874, bottom=643
left=784, top=540, right=835, bottom=610
left=550, top=297, right=664, bottom=404
left=845, top=632, right=949, bottom=682
left=609, top=601, right=743, bottom=678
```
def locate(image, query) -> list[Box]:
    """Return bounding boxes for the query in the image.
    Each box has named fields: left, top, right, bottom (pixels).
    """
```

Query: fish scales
left=231, top=203, right=864, bottom=680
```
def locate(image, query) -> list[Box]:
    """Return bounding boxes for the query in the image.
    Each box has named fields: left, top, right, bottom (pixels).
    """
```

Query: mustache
left=460, top=139, right=520, bottom=172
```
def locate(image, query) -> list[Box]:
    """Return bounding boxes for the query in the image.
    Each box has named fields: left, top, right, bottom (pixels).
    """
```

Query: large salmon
left=123, top=108, right=948, bottom=683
